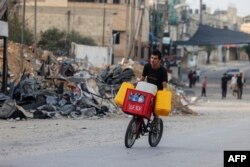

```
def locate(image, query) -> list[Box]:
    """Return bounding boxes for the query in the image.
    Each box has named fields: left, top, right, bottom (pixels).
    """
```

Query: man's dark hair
left=152, top=50, right=162, bottom=60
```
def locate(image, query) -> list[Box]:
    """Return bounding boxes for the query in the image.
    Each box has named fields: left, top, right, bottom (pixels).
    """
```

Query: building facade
left=17, top=0, right=150, bottom=62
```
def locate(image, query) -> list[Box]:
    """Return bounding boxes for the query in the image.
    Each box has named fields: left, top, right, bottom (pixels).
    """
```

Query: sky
left=186, top=0, right=249, bottom=17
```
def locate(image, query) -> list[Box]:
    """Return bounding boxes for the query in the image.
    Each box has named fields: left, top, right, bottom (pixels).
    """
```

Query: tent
left=174, top=24, right=250, bottom=45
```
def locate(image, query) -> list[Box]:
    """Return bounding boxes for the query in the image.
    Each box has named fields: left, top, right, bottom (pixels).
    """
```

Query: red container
left=122, top=88, right=155, bottom=119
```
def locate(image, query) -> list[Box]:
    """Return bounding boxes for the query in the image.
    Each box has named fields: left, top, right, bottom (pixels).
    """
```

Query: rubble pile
left=0, top=42, right=197, bottom=120
left=170, top=89, right=197, bottom=115
left=0, top=42, right=36, bottom=80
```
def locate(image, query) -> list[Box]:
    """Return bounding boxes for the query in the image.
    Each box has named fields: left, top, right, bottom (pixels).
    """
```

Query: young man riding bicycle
left=140, top=49, right=168, bottom=119
left=123, top=49, right=168, bottom=148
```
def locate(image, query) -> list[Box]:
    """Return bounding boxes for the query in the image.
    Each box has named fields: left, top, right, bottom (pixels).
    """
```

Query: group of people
left=187, top=70, right=207, bottom=97
left=188, top=70, right=245, bottom=99
left=221, top=72, right=245, bottom=99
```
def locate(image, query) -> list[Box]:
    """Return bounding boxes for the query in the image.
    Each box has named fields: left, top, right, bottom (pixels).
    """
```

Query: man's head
left=150, top=50, right=162, bottom=69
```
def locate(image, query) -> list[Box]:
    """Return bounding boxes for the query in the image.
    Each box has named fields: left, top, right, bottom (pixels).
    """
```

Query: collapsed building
left=0, top=42, right=198, bottom=120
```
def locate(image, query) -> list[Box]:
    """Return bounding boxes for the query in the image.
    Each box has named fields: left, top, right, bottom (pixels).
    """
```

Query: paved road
left=1, top=115, right=250, bottom=167
left=1, top=61, right=250, bottom=167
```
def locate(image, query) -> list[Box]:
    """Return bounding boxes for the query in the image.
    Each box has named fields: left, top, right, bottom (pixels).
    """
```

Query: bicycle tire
left=125, top=117, right=140, bottom=148
left=148, top=117, right=163, bottom=147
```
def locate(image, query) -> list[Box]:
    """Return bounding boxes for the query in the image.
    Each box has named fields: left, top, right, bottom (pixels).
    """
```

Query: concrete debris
left=0, top=42, right=198, bottom=120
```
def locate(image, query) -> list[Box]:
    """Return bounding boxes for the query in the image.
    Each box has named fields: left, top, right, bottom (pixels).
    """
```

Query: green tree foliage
left=68, top=31, right=96, bottom=46
left=38, top=28, right=65, bottom=52
left=243, top=44, right=250, bottom=61
left=8, top=14, right=34, bottom=45
left=38, top=28, right=96, bottom=56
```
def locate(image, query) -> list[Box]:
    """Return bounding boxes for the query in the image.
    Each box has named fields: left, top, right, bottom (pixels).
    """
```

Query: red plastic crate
left=122, top=88, right=155, bottom=119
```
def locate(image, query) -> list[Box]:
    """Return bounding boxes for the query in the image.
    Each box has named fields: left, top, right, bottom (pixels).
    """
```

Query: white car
left=225, top=68, right=240, bottom=80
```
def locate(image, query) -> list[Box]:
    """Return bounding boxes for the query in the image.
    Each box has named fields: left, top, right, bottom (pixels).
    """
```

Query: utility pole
left=34, top=0, right=37, bottom=59
left=2, top=4, right=8, bottom=93
left=125, top=0, right=129, bottom=59
left=128, top=0, right=135, bottom=59
left=200, top=0, right=202, bottom=24
left=128, top=0, right=143, bottom=60
left=136, top=5, right=144, bottom=60
left=102, top=1, right=106, bottom=46
left=21, top=0, right=26, bottom=74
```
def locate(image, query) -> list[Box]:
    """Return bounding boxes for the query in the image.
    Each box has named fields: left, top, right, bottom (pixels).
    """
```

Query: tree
left=67, top=31, right=96, bottom=46
left=38, top=28, right=65, bottom=53
left=8, top=14, right=33, bottom=45
left=243, top=44, right=250, bottom=61
left=203, top=45, right=216, bottom=64
left=38, top=28, right=96, bottom=56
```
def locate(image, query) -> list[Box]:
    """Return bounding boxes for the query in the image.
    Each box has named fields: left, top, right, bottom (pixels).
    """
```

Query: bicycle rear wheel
left=125, top=117, right=140, bottom=148
left=148, top=117, right=163, bottom=147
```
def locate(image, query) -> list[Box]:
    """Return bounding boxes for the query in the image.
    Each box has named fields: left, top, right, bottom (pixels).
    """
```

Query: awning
left=174, top=24, right=250, bottom=46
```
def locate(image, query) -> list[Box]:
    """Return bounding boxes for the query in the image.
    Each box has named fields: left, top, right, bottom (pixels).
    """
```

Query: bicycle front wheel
left=125, top=117, right=140, bottom=148
left=148, top=117, right=163, bottom=147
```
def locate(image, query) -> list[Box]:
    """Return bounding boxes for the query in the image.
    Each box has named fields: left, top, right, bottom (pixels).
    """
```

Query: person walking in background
left=230, top=74, right=237, bottom=96
left=192, top=71, right=197, bottom=86
left=221, top=73, right=228, bottom=99
left=237, top=72, right=245, bottom=99
left=196, top=68, right=201, bottom=82
left=201, top=76, right=207, bottom=97
left=188, top=70, right=193, bottom=88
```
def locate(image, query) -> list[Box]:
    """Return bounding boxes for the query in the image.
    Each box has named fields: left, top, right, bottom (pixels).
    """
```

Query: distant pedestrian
left=188, top=70, right=193, bottom=88
left=201, top=76, right=207, bottom=97
left=237, top=72, right=245, bottom=99
left=192, top=71, right=197, bottom=86
left=221, top=73, right=228, bottom=99
left=196, top=68, right=201, bottom=82
left=230, top=74, right=237, bottom=96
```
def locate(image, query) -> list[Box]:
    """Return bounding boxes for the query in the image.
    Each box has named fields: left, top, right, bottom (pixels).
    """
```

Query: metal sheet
left=0, top=20, right=8, bottom=37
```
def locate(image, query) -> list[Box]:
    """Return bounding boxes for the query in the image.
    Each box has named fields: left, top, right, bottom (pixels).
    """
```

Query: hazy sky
left=186, top=0, right=249, bottom=17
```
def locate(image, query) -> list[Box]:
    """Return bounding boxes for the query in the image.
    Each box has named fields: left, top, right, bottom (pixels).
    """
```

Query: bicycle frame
left=134, top=116, right=152, bottom=137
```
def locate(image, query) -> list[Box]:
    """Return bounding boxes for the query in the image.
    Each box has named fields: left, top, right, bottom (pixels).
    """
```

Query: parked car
left=225, top=68, right=240, bottom=80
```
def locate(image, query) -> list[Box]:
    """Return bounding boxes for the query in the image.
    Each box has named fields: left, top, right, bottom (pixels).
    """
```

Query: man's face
left=150, top=54, right=160, bottom=68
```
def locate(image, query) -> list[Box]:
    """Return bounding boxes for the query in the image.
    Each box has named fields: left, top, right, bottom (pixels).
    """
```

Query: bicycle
left=122, top=88, right=164, bottom=148
left=124, top=116, right=163, bottom=148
